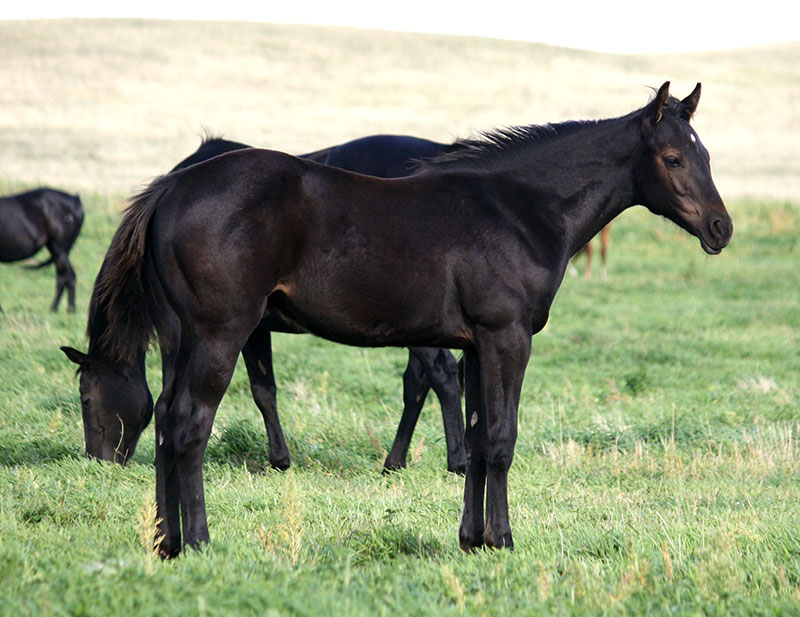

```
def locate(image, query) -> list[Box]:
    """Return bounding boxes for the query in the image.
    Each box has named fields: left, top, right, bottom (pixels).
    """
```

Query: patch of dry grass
left=0, top=19, right=797, bottom=201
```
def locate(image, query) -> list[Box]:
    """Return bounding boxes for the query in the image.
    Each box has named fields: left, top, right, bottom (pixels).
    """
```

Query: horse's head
left=636, top=82, right=733, bottom=254
left=61, top=346, right=153, bottom=464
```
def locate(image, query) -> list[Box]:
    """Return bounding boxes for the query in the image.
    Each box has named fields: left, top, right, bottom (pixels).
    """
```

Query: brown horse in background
left=571, top=223, right=612, bottom=279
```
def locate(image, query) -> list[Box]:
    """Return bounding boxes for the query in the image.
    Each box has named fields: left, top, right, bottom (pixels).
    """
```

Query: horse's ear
left=681, top=83, right=701, bottom=119
left=61, top=346, right=89, bottom=367
left=642, top=81, right=671, bottom=136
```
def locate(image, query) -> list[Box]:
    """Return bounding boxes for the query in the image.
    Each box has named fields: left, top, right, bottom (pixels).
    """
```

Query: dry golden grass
left=0, top=19, right=798, bottom=201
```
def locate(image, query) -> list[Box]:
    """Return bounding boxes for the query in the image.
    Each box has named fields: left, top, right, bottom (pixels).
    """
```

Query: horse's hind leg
left=599, top=224, right=611, bottom=280
left=390, top=348, right=465, bottom=474
left=50, top=249, right=76, bottom=312
left=423, top=349, right=465, bottom=474
left=154, top=336, right=187, bottom=558
left=384, top=349, right=431, bottom=472
left=582, top=239, right=593, bottom=279
left=241, top=321, right=291, bottom=470
left=171, top=333, right=245, bottom=551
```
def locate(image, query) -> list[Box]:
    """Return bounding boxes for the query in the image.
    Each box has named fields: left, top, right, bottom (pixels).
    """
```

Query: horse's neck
left=507, top=118, right=641, bottom=259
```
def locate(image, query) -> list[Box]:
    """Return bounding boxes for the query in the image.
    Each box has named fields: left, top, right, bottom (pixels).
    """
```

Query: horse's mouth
left=700, top=236, right=724, bottom=255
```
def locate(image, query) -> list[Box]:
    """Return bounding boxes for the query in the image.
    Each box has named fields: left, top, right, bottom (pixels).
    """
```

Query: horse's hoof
left=483, top=524, right=514, bottom=550
left=382, top=459, right=406, bottom=475
left=459, top=537, right=484, bottom=553
left=269, top=456, right=291, bottom=471
left=447, top=459, right=467, bottom=475
left=156, top=540, right=181, bottom=560
left=458, top=526, right=484, bottom=553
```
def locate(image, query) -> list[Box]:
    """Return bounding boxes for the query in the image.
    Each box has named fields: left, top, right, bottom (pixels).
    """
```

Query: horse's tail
left=95, top=174, right=176, bottom=363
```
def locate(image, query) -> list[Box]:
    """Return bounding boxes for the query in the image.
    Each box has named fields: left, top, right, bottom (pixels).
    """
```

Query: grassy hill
left=0, top=19, right=798, bottom=200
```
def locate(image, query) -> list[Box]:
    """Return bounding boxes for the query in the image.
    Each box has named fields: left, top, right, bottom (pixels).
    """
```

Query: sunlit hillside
left=1, top=19, right=798, bottom=201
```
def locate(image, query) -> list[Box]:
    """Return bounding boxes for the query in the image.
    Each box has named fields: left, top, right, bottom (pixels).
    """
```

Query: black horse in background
left=87, top=82, right=732, bottom=557
left=63, top=134, right=468, bottom=473
left=1, top=188, right=83, bottom=312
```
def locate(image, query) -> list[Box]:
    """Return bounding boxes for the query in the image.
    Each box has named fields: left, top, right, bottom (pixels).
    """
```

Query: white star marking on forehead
left=690, top=133, right=697, bottom=143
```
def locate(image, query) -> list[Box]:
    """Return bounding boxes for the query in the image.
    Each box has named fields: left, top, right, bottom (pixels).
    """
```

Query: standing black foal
left=92, top=83, right=732, bottom=556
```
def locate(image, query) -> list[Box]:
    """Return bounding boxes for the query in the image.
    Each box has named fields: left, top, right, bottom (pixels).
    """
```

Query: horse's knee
left=485, top=430, right=517, bottom=470
left=173, top=419, right=210, bottom=461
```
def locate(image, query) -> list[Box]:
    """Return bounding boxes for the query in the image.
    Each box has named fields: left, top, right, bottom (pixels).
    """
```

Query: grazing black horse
left=62, top=134, right=467, bottom=472
left=91, top=83, right=733, bottom=557
left=1, top=188, right=83, bottom=312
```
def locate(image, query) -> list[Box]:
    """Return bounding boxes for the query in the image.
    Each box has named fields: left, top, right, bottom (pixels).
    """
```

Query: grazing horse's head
left=635, top=81, right=733, bottom=254
left=61, top=346, right=153, bottom=464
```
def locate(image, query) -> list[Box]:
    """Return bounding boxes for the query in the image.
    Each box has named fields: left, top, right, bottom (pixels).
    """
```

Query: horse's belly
left=269, top=274, right=466, bottom=348
left=0, top=237, right=41, bottom=262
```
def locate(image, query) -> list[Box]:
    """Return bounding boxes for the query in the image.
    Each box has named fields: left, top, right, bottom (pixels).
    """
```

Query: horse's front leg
left=241, top=321, right=290, bottom=470
left=459, top=328, right=530, bottom=551
left=482, top=328, right=530, bottom=549
left=458, top=348, right=486, bottom=551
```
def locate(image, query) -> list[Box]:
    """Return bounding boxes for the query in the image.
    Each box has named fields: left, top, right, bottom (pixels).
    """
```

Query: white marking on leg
left=158, top=432, right=164, bottom=446
left=470, top=411, right=478, bottom=427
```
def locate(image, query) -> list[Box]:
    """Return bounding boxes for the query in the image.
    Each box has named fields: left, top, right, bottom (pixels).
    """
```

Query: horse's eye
left=81, top=395, right=92, bottom=408
left=663, top=155, right=681, bottom=169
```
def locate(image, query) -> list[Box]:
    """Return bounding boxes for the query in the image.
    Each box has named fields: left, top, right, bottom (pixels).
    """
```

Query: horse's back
left=0, top=191, right=50, bottom=261
left=303, top=135, right=446, bottom=178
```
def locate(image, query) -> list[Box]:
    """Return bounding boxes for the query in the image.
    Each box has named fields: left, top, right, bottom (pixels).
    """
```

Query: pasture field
left=1, top=19, right=799, bottom=617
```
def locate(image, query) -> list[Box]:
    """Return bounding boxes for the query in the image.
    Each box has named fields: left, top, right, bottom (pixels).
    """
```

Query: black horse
left=0, top=188, right=83, bottom=312
left=89, top=83, right=733, bottom=557
left=62, top=134, right=467, bottom=472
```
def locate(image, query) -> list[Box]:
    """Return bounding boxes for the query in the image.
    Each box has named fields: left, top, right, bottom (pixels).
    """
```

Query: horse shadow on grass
left=205, top=418, right=410, bottom=477
left=338, top=525, right=448, bottom=563
left=0, top=438, right=82, bottom=467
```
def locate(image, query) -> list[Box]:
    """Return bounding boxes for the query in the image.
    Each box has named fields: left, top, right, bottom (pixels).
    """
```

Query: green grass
left=0, top=190, right=798, bottom=616
left=1, top=18, right=798, bottom=616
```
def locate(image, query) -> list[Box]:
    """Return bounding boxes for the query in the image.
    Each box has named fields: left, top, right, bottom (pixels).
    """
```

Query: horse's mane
left=422, top=93, right=690, bottom=171
left=199, top=128, right=225, bottom=147
left=84, top=257, right=116, bottom=361
left=422, top=121, right=598, bottom=169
